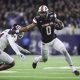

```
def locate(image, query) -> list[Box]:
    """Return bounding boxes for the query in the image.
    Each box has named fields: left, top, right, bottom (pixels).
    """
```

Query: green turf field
left=0, top=55, right=80, bottom=80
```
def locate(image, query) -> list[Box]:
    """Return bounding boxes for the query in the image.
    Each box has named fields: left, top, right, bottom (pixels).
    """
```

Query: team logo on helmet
left=38, top=5, right=49, bottom=12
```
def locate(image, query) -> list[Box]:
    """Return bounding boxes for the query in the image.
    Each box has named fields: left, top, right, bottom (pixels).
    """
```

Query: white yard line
left=11, top=66, right=80, bottom=70
left=0, top=76, right=79, bottom=79
left=11, top=69, right=34, bottom=71
left=0, top=66, right=79, bottom=73
left=9, top=66, right=80, bottom=71
left=0, top=71, right=17, bottom=73
left=43, top=66, right=80, bottom=70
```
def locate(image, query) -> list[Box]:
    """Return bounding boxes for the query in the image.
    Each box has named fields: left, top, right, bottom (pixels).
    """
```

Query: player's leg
left=53, top=38, right=79, bottom=76
left=0, top=50, right=15, bottom=71
left=32, top=42, right=49, bottom=69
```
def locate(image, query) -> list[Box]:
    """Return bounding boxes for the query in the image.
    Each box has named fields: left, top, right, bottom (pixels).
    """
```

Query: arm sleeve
left=7, top=35, right=22, bottom=55
left=16, top=44, right=24, bottom=51
left=16, top=44, right=30, bottom=53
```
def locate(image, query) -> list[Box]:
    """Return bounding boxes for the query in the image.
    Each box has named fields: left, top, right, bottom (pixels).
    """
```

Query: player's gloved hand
left=20, top=53, right=26, bottom=59
left=17, top=53, right=26, bottom=60
left=53, top=22, right=63, bottom=30
left=53, top=18, right=64, bottom=30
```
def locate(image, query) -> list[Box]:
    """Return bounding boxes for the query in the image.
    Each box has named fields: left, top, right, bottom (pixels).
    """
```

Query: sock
left=64, top=52, right=73, bottom=66
left=33, top=56, right=43, bottom=63
left=63, top=51, right=77, bottom=72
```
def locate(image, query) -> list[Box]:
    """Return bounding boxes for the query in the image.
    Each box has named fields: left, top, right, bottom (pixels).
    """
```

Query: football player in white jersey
left=0, top=25, right=30, bottom=71
left=9, top=5, right=79, bottom=76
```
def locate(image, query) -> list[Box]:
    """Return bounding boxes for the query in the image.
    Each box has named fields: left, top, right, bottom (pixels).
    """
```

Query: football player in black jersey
left=9, top=5, right=79, bottom=76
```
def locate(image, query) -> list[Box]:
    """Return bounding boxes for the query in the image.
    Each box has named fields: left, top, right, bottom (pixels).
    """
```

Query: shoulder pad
left=49, top=12, right=56, bottom=18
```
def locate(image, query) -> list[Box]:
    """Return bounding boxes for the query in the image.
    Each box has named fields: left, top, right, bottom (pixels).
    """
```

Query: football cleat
left=73, top=70, right=79, bottom=76
left=32, top=62, right=37, bottom=69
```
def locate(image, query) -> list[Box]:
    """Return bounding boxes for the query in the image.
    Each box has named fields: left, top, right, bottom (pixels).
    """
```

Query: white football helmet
left=38, top=5, right=49, bottom=12
left=38, top=5, right=49, bottom=17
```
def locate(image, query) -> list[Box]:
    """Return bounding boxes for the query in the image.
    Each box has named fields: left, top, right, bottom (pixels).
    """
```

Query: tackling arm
left=7, top=35, right=22, bottom=55
left=16, top=44, right=31, bottom=54
left=17, top=23, right=36, bottom=33
left=8, top=23, right=36, bottom=34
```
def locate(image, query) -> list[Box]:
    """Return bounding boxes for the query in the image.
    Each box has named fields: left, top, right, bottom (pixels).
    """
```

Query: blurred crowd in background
left=0, top=0, right=80, bottom=55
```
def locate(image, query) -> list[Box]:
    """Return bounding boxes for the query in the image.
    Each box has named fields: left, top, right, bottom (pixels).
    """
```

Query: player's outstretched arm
left=8, top=23, right=36, bottom=34
left=7, top=35, right=25, bottom=59
left=20, top=23, right=36, bottom=32
left=7, top=35, right=22, bottom=55
left=16, top=44, right=31, bottom=54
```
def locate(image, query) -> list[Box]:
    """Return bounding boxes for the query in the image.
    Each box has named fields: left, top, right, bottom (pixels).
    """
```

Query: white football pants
left=33, top=38, right=73, bottom=66
left=0, top=49, right=14, bottom=64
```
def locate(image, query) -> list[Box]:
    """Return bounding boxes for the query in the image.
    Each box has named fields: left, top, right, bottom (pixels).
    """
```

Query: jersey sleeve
left=33, top=17, right=37, bottom=24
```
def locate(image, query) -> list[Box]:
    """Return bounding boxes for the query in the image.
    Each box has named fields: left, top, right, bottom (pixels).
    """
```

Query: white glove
left=18, top=53, right=26, bottom=60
